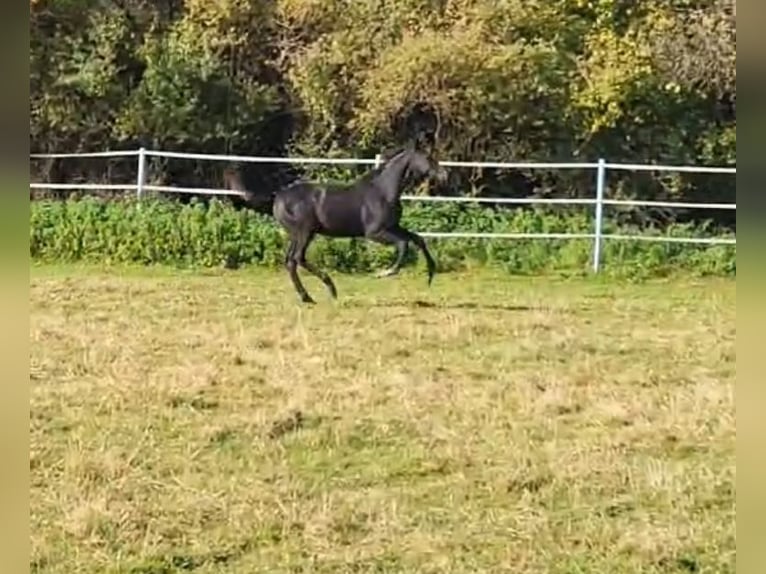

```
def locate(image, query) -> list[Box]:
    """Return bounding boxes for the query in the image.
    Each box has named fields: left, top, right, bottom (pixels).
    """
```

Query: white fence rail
left=30, top=148, right=736, bottom=272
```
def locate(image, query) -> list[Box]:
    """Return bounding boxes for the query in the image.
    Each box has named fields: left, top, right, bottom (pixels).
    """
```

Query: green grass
left=30, top=264, right=736, bottom=573
left=30, top=197, right=736, bottom=279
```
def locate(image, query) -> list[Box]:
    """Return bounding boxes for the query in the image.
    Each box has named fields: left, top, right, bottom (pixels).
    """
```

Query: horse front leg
left=393, top=226, right=436, bottom=286
left=368, top=230, right=409, bottom=278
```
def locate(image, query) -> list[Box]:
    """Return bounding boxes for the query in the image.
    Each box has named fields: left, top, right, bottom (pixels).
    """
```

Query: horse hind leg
left=284, top=237, right=316, bottom=304
left=295, top=234, right=337, bottom=299
left=284, top=239, right=296, bottom=266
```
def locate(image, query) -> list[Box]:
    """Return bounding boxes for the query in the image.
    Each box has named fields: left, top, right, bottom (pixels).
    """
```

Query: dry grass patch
left=30, top=264, right=735, bottom=573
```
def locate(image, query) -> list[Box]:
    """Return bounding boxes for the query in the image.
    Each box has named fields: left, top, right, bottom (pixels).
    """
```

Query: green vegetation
left=30, top=265, right=736, bottom=573
left=30, top=197, right=736, bottom=278
left=31, top=0, right=736, bottom=219
left=29, top=4, right=737, bottom=571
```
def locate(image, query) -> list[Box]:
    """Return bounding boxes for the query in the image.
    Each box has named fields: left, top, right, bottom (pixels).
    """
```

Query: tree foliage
left=30, top=0, right=736, bottom=226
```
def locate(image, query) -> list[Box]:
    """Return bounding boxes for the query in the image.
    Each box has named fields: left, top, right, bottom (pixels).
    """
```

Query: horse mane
left=232, top=147, right=414, bottom=195
left=357, top=148, right=410, bottom=184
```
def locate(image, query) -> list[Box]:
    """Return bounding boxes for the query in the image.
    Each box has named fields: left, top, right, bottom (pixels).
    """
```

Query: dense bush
left=30, top=0, right=736, bottom=229
left=30, top=197, right=736, bottom=279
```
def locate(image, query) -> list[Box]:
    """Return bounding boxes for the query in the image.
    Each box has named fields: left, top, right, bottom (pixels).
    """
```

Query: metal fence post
left=136, top=147, right=146, bottom=200
left=592, top=158, right=606, bottom=273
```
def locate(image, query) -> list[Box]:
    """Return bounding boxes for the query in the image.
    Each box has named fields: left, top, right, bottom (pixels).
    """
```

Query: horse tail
left=223, top=165, right=275, bottom=216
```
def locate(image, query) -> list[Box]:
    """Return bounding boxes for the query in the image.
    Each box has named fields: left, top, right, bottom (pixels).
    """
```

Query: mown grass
left=30, top=264, right=736, bottom=573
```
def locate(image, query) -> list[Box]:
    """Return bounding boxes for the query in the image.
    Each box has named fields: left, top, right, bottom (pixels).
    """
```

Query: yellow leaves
left=574, top=25, right=655, bottom=134
left=352, top=25, right=565, bottom=145
left=641, top=0, right=735, bottom=97
left=357, top=30, right=477, bottom=116
left=664, top=82, right=681, bottom=94
left=277, top=0, right=341, bottom=27
left=175, top=0, right=270, bottom=53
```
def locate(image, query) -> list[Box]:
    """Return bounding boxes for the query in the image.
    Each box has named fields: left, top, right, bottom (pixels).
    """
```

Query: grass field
left=29, top=264, right=736, bottom=574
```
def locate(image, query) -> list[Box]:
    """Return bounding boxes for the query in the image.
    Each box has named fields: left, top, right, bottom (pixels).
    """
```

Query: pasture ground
left=30, top=264, right=735, bottom=573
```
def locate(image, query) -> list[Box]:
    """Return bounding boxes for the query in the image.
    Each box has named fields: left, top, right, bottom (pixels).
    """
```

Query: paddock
left=29, top=264, right=735, bottom=573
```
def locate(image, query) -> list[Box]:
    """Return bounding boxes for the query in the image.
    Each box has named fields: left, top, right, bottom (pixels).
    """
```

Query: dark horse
left=225, top=146, right=447, bottom=303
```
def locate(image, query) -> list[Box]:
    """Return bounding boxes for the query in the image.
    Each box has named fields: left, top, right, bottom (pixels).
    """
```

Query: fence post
left=136, top=147, right=146, bottom=200
left=374, top=153, right=382, bottom=169
left=592, top=158, right=606, bottom=273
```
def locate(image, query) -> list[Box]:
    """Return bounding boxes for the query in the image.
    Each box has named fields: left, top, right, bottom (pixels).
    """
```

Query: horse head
left=401, top=147, right=448, bottom=186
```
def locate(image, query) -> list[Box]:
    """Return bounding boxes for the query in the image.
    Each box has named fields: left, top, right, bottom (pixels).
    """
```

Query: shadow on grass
left=341, top=299, right=550, bottom=312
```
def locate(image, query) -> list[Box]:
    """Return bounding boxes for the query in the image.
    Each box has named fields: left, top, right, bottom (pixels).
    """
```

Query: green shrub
left=29, top=197, right=736, bottom=279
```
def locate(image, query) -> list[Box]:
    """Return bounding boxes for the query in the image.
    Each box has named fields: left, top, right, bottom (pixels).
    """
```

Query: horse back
left=314, top=186, right=368, bottom=236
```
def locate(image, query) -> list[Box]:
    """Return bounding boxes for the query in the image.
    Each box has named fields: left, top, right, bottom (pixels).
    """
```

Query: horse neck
left=372, top=152, right=410, bottom=201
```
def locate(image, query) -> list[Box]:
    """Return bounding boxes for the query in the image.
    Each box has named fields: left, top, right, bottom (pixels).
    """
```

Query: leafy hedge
left=30, top=197, right=736, bottom=278
left=31, top=1, right=735, bottom=218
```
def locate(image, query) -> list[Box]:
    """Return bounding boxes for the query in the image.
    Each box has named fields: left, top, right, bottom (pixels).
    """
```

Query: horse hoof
left=375, top=268, right=397, bottom=279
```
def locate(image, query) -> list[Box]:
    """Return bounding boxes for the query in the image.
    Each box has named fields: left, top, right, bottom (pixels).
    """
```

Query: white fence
left=29, top=148, right=736, bottom=272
